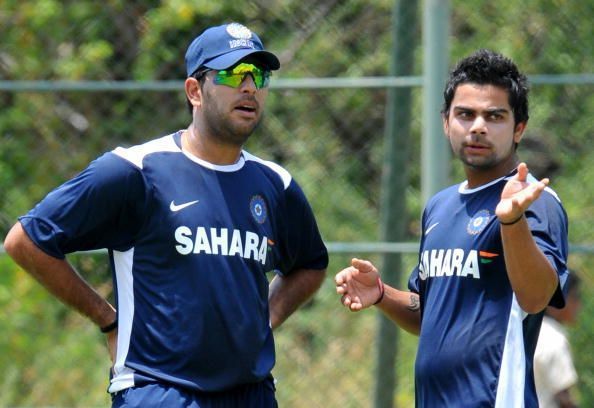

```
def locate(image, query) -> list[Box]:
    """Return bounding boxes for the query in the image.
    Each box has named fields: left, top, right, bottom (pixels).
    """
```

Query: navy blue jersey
left=19, top=131, right=328, bottom=393
left=408, top=172, right=568, bottom=407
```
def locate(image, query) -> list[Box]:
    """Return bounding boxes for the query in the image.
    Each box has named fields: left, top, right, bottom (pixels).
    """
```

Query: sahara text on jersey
left=418, top=249, right=499, bottom=280
left=174, top=226, right=269, bottom=265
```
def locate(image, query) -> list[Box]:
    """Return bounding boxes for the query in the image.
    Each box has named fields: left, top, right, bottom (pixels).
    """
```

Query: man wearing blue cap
left=4, top=22, right=328, bottom=407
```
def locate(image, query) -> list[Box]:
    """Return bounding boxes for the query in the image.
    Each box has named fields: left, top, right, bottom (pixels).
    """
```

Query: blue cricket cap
left=185, top=22, right=280, bottom=76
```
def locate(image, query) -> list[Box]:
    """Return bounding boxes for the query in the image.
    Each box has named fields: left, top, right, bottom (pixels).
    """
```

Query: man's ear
left=185, top=77, right=202, bottom=109
left=513, top=121, right=526, bottom=144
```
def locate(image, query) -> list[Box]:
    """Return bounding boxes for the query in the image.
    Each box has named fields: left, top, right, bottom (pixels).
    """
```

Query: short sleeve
left=525, top=189, right=569, bottom=307
left=274, top=179, right=328, bottom=275
left=19, top=152, right=149, bottom=258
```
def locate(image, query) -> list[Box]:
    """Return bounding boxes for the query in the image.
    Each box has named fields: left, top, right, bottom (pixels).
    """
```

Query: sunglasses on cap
left=197, top=63, right=271, bottom=90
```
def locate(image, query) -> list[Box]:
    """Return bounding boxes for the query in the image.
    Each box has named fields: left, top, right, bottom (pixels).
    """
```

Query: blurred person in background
left=3, top=22, right=328, bottom=408
left=335, top=49, right=569, bottom=407
left=534, top=272, right=581, bottom=408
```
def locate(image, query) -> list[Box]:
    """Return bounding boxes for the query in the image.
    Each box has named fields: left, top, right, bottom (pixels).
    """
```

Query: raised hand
left=496, top=162, right=549, bottom=224
left=335, top=258, right=382, bottom=311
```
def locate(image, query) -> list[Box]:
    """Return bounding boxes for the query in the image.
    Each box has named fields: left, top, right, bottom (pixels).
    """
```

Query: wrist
left=373, top=277, right=385, bottom=305
left=499, top=213, right=524, bottom=226
left=100, top=319, right=118, bottom=333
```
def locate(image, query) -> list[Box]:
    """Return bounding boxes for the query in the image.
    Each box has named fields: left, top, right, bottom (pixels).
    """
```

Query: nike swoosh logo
left=170, top=200, right=199, bottom=212
left=425, top=222, right=440, bottom=235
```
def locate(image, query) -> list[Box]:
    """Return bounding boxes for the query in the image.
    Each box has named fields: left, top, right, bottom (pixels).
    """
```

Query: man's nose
left=469, top=115, right=487, bottom=134
left=239, top=74, right=257, bottom=93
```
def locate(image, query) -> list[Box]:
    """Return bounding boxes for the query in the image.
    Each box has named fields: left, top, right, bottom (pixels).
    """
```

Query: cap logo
left=226, top=23, right=255, bottom=50
left=226, top=23, right=252, bottom=40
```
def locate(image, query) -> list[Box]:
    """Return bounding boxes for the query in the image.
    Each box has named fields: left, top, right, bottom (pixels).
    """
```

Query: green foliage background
left=1, top=0, right=593, bottom=406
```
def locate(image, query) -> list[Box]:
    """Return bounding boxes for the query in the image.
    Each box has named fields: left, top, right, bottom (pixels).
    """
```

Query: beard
left=458, top=150, right=499, bottom=169
left=455, top=136, right=516, bottom=170
left=200, top=92, right=263, bottom=147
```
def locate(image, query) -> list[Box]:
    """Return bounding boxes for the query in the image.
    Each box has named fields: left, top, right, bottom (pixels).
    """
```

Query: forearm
left=268, top=268, right=326, bottom=330
left=4, top=222, right=116, bottom=328
left=376, top=285, right=421, bottom=335
left=500, top=217, right=558, bottom=313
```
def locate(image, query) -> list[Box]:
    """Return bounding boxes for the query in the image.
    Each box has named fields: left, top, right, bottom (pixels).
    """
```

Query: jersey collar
left=173, top=130, right=246, bottom=172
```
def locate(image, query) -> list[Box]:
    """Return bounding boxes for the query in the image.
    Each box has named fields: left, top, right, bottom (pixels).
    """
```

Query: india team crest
left=467, top=209, right=491, bottom=235
left=250, top=195, right=267, bottom=224
left=226, top=23, right=252, bottom=39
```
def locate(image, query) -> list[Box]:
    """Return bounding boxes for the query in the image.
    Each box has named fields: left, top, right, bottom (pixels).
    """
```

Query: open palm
left=335, top=258, right=381, bottom=311
left=496, top=163, right=549, bottom=223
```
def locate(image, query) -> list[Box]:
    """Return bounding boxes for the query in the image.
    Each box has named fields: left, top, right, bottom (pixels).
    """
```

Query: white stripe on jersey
left=459, top=172, right=563, bottom=204
left=113, top=134, right=180, bottom=169
left=112, top=133, right=294, bottom=192
left=109, top=248, right=137, bottom=393
left=525, top=173, right=563, bottom=203
left=495, top=294, right=528, bottom=408
left=243, top=151, right=292, bottom=190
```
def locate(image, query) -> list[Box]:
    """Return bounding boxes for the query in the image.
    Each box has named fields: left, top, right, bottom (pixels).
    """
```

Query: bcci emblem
left=467, top=209, right=491, bottom=235
left=250, top=195, right=267, bottom=224
left=226, top=23, right=252, bottom=40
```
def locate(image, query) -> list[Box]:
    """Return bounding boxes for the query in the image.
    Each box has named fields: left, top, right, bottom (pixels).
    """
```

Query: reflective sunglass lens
left=214, top=63, right=271, bottom=89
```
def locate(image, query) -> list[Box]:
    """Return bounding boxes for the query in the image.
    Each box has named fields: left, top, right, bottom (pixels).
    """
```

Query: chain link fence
left=1, top=0, right=593, bottom=406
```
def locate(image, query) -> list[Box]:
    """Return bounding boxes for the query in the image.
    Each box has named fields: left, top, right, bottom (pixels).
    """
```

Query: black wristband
left=499, top=213, right=524, bottom=226
left=100, top=319, right=118, bottom=333
left=373, top=277, right=385, bottom=305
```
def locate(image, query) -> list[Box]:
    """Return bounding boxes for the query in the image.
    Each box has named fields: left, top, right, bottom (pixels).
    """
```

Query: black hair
left=442, top=49, right=529, bottom=126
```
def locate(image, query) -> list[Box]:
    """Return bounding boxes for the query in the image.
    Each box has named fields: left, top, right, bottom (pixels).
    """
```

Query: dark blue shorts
left=111, top=378, right=277, bottom=408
